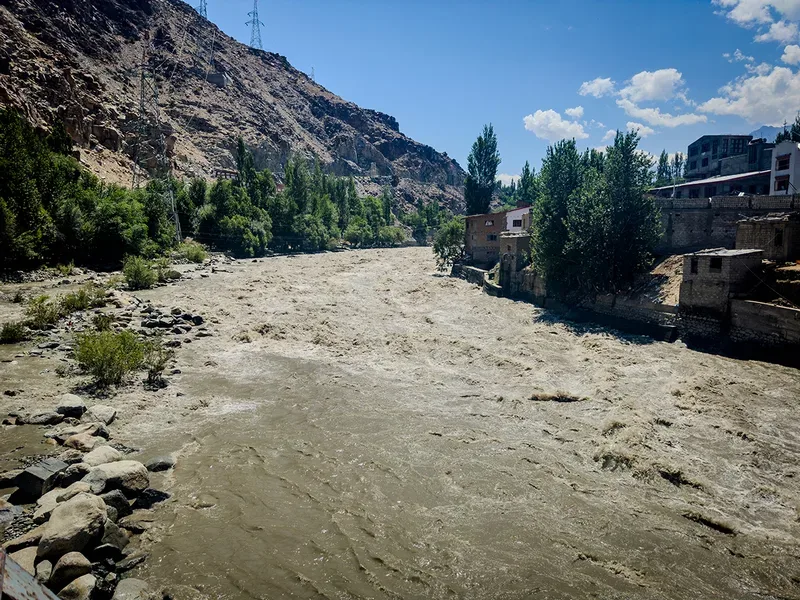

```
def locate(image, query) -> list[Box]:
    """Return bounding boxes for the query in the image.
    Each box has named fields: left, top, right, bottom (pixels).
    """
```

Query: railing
left=0, top=548, right=60, bottom=600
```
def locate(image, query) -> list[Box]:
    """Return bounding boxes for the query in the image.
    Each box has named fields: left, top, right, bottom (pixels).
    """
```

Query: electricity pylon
left=246, top=0, right=264, bottom=49
left=198, top=0, right=207, bottom=18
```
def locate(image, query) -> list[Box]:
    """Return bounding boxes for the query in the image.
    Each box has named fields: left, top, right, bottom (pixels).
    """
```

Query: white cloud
left=616, top=98, right=708, bottom=127
left=619, top=68, right=686, bottom=103
left=496, top=173, right=520, bottom=186
left=565, top=106, right=584, bottom=119
left=579, top=77, right=615, bottom=97
left=698, top=64, right=800, bottom=124
left=626, top=121, right=656, bottom=137
left=523, top=109, right=589, bottom=141
left=782, top=43, right=800, bottom=62
left=746, top=61, right=774, bottom=74
left=754, top=19, right=799, bottom=41
left=601, top=129, right=616, bottom=142
left=725, top=48, right=756, bottom=61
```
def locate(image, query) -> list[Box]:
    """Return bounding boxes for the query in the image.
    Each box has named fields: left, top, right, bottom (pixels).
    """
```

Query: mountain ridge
left=0, top=0, right=466, bottom=212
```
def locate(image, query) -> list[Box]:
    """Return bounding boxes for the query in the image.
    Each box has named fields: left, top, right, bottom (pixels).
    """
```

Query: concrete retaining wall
left=730, top=299, right=800, bottom=345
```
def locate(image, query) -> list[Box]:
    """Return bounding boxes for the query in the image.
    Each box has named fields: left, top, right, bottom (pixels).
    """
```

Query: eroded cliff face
left=0, top=0, right=466, bottom=211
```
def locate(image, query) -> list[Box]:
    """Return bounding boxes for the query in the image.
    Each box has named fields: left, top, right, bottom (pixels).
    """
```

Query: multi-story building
left=685, top=134, right=759, bottom=180
left=769, top=140, right=800, bottom=195
left=464, top=207, right=531, bottom=268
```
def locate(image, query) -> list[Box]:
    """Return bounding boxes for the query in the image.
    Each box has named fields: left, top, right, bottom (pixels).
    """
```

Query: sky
left=205, top=0, right=800, bottom=182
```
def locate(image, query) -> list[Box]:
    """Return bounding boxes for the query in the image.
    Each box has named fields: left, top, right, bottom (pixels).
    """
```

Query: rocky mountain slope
left=0, top=0, right=466, bottom=211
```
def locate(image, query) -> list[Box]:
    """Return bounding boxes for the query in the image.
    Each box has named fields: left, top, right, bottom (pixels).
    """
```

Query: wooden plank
left=0, top=548, right=60, bottom=600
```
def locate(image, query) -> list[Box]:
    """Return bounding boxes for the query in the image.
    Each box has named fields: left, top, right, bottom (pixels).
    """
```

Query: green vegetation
left=0, top=321, right=26, bottom=344
left=25, top=295, right=61, bottom=330
left=92, top=313, right=114, bottom=332
left=531, top=131, right=661, bottom=299
left=464, top=124, right=501, bottom=215
left=179, top=241, right=208, bottom=263
left=75, top=330, right=145, bottom=386
left=433, top=217, right=465, bottom=271
left=143, top=340, right=173, bottom=387
left=59, top=284, right=106, bottom=314
left=123, top=256, right=157, bottom=290
left=775, top=114, right=800, bottom=143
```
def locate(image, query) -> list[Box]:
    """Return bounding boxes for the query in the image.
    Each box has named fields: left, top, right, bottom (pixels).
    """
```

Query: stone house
left=735, top=213, right=800, bottom=262
left=465, top=207, right=531, bottom=268
left=679, top=248, right=763, bottom=316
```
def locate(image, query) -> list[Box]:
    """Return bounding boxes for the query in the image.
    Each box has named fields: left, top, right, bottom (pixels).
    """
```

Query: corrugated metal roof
left=650, top=170, right=770, bottom=192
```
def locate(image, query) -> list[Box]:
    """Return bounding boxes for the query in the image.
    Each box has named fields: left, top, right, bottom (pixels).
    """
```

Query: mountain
left=749, top=125, right=783, bottom=142
left=0, top=0, right=466, bottom=212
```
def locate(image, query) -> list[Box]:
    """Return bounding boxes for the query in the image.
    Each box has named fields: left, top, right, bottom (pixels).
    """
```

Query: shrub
left=123, top=256, right=156, bottom=290
left=25, top=295, right=60, bottom=329
left=59, top=284, right=107, bottom=315
left=74, top=330, right=144, bottom=386
left=92, top=313, right=114, bottom=332
left=180, top=241, right=207, bottom=263
left=12, top=290, right=24, bottom=303
left=432, top=217, right=465, bottom=271
left=0, top=321, right=26, bottom=344
left=56, top=262, right=74, bottom=276
left=142, top=340, right=173, bottom=387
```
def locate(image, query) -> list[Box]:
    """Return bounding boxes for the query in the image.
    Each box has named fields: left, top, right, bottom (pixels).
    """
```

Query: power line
left=246, top=0, right=264, bottom=50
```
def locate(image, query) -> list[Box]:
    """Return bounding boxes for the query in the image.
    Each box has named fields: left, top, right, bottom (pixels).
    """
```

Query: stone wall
left=730, top=299, right=800, bottom=346
left=655, top=196, right=800, bottom=253
left=452, top=264, right=488, bottom=286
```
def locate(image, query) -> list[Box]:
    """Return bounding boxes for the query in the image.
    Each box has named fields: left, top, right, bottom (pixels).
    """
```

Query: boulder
left=132, top=488, right=170, bottom=510
left=50, top=551, right=92, bottom=591
left=15, top=458, right=68, bottom=500
left=33, top=488, right=60, bottom=523
left=35, top=559, right=53, bottom=584
left=2, top=523, right=47, bottom=552
left=84, top=404, right=117, bottom=425
left=118, top=511, right=154, bottom=534
left=9, top=546, right=37, bottom=575
left=100, top=518, right=129, bottom=551
left=82, top=461, right=149, bottom=497
left=58, top=462, right=91, bottom=487
left=23, top=411, right=64, bottom=425
left=191, top=315, right=204, bottom=325
left=64, top=432, right=105, bottom=452
left=0, top=468, right=22, bottom=488
left=58, top=573, right=97, bottom=600
left=112, top=577, right=150, bottom=600
left=100, top=489, right=132, bottom=520
left=57, top=449, right=85, bottom=464
left=37, top=492, right=107, bottom=560
left=48, top=422, right=109, bottom=444
left=144, top=455, right=175, bottom=472
left=56, top=394, right=86, bottom=418
left=115, top=553, right=147, bottom=572
left=84, top=445, right=122, bottom=467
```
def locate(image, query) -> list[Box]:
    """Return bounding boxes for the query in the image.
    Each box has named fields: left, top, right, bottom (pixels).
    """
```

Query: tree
left=655, top=150, right=671, bottom=186
left=776, top=121, right=791, bottom=143
left=433, top=216, right=465, bottom=271
left=516, top=161, right=539, bottom=207
left=464, top=124, right=501, bottom=215
left=670, top=152, right=685, bottom=183
left=790, top=113, right=800, bottom=142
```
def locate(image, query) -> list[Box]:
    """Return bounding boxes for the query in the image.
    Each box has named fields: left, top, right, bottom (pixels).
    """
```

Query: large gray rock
left=64, top=432, right=105, bottom=452
left=100, top=489, right=132, bottom=520
left=47, top=422, right=109, bottom=444
left=37, top=492, right=107, bottom=560
left=58, top=573, right=96, bottom=600
left=0, top=468, right=22, bottom=488
left=82, top=461, right=149, bottom=497
left=23, top=412, right=64, bottom=425
left=112, top=577, right=150, bottom=600
left=100, top=518, right=129, bottom=551
left=144, top=455, right=175, bottom=472
left=50, top=551, right=92, bottom=591
left=2, top=523, right=46, bottom=552
left=56, top=394, right=86, bottom=418
left=34, top=481, right=92, bottom=522
left=84, top=404, right=117, bottom=425
left=35, top=559, right=53, bottom=584
left=15, top=458, right=68, bottom=500
left=58, top=462, right=91, bottom=487
left=9, top=546, right=37, bottom=575
left=84, top=445, right=122, bottom=467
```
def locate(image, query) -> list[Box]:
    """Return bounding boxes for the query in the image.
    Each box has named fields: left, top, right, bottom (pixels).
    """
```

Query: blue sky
left=205, top=0, right=800, bottom=181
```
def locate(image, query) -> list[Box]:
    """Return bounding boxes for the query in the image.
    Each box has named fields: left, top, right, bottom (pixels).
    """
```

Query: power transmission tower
left=197, top=0, right=207, bottom=18
left=130, top=41, right=182, bottom=243
left=246, top=0, right=264, bottom=49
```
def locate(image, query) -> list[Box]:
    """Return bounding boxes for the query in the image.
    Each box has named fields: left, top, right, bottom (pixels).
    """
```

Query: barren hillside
left=0, top=0, right=466, bottom=211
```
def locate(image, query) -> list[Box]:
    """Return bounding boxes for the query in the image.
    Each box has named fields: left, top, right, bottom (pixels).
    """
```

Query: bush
left=92, top=313, right=114, bottom=332
left=180, top=241, right=207, bottom=263
left=0, top=321, right=26, bottom=344
left=12, top=290, right=24, bottom=303
left=56, top=262, right=74, bottom=276
left=123, top=256, right=157, bottom=290
left=25, top=295, right=60, bottom=329
left=142, top=340, right=173, bottom=387
left=433, top=217, right=465, bottom=271
left=59, top=284, right=107, bottom=314
left=75, top=330, right=144, bottom=386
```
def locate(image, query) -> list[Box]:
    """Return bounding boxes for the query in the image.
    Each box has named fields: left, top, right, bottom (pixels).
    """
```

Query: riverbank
left=2, top=247, right=799, bottom=599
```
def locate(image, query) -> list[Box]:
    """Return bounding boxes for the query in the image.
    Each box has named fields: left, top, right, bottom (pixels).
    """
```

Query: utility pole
left=131, top=39, right=182, bottom=244
left=246, top=0, right=264, bottom=50
left=197, top=0, right=207, bottom=18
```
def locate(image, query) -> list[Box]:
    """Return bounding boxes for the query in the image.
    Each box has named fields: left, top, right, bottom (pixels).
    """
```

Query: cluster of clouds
left=521, top=0, right=800, bottom=150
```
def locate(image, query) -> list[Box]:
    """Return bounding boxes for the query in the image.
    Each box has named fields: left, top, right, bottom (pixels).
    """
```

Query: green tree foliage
left=671, top=152, right=685, bottom=183
left=531, top=131, right=661, bottom=298
left=75, top=330, right=145, bottom=387
left=433, top=216, right=465, bottom=271
left=464, top=124, right=501, bottom=215
left=516, top=161, right=540, bottom=207
left=655, top=150, right=671, bottom=186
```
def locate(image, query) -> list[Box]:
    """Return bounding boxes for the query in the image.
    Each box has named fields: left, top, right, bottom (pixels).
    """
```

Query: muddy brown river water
left=2, top=247, right=799, bottom=599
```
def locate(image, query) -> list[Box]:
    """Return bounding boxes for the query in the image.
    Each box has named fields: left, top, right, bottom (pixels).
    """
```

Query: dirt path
left=2, top=247, right=799, bottom=599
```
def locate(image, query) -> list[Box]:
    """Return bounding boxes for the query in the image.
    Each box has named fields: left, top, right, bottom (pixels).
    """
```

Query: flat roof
left=650, top=169, right=770, bottom=192
left=687, top=248, right=764, bottom=257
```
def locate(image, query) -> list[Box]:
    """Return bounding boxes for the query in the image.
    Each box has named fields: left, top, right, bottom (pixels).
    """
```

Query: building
left=465, top=207, right=532, bottom=268
left=769, top=140, right=800, bottom=195
left=685, top=134, right=762, bottom=180
left=679, top=248, right=763, bottom=316
left=736, top=212, right=800, bottom=262
left=649, top=170, right=770, bottom=198
left=505, top=207, right=531, bottom=232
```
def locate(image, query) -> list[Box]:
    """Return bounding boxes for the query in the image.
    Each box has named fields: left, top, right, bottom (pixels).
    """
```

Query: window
left=689, top=146, right=699, bottom=157
left=485, top=219, right=494, bottom=226
left=487, top=234, right=498, bottom=242
left=712, top=140, right=718, bottom=159
left=748, top=145, right=757, bottom=164
left=512, top=219, right=522, bottom=228
left=507, top=245, right=512, bottom=252
left=465, top=221, right=469, bottom=229
left=722, top=139, right=729, bottom=157
left=689, top=160, right=697, bottom=170
left=775, top=175, right=790, bottom=192
left=704, top=186, right=716, bottom=197
left=701, top=158, right=709, bottom=167
left=709, top=257, right=723, bottom=272
left=775, top=229, right=784, bottom=247
left=732, top=139, right=745, bottom=155
left=701, top=142, right=710, bottom=153
left=690, top=258, right=699, bottom=274
left=777, top=154, right=791, bottom=171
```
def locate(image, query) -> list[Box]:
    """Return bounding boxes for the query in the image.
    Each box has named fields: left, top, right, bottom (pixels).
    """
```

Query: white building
left=770, top=141, right=800, bottom=195
left=505, top=207, right=531, bottom=232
